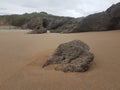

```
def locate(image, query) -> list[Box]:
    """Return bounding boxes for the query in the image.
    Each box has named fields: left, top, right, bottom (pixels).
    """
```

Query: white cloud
left=0, top=0, right=119, bottom=17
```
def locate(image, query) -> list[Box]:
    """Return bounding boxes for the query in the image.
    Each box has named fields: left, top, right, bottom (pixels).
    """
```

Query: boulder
left=28, top=18, right=47, bottom=34
left=106, top=2, right=120, bottom=18
left=106, top=2, right=120, bottom=30
left=43, top=40, right=94, bottom=72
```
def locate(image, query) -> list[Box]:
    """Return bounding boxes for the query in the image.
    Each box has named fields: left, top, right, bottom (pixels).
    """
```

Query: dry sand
left=0, top=29, right=120, bottom=90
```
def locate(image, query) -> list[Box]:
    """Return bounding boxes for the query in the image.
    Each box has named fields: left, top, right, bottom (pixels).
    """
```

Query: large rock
left=28, top=18, right=47, bottom=34
left=29, top=2, right=120, bottom=33
left=25, top=15, right=74, bottom=33
left=73, top=12, right=111, bottom=32
left=74, top=2, right=120, bottom=32
left=106, top=2, right=120, bottom=18
left=43, top=40, right=94, bottom=72
left=0, top=2, right=120, bottom=33
left=55, top=17, right=84, bottom=33
left=106, top=2, right=120, bottom=30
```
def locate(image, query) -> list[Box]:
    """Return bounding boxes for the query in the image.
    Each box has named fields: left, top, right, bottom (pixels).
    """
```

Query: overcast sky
left=0, top=0, right=119, bottom=17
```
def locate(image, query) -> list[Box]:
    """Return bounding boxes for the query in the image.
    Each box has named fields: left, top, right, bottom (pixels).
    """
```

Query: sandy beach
left=0, top=29, right=120, bottom=90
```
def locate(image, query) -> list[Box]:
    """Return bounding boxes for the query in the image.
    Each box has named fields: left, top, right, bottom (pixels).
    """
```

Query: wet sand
left=0, top=30, right=120, bottom=90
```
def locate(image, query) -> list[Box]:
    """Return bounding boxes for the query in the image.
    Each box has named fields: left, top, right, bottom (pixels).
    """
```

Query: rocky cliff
left=74, top=2, right=120, bottom=32
left=0, top=2, right=120, bottom=33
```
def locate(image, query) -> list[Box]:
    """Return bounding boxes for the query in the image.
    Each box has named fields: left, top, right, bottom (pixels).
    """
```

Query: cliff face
left=73, top=12, right=111, bottom=32
left=28, top=17, right=84, bottom=33
left=0, top=2, right=120, bottom=33
left=21, top=13, right=75, bottom=33
left=106, top=2, right=120, bottom=29
left=73, top=2, right=120, bottom=32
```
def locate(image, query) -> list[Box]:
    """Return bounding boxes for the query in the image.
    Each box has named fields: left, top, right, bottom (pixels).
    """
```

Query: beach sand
left=0, top=30, right=120, bottom=90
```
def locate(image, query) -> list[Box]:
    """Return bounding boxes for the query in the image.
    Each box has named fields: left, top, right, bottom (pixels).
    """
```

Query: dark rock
left=25, top=15, right=74, bottom=33
left=58, top=2, right=120, bottom=33
left=29, top=2, right=120, bottom=33
left=106, top=2, right=120, bottom=30
left=74, top=12, right=111, bottom=32
left=106, top=3, right=120, bottom=18
left=43, top=40, right=94, bottom=72
left=0, top=2, right=120, bottom=33
left=74, top=2, right=120, bottom=32
left=55, top=17, right=84, bottom=33
left=47, top=18, right=68, bottom=29
left=28, top=18, right=47, bottom=34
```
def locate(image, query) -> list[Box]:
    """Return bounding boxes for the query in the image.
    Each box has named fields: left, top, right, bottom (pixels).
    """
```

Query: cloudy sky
left=0, top=0, right=119, bottom=17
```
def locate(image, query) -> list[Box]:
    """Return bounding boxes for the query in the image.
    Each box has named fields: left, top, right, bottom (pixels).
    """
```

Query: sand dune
left=0, top=30, right=120, bottom=90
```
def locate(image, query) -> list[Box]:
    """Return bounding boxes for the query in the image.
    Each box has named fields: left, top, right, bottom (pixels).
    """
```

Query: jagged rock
left=106, top=2, right=120, bottom=18
left=28, top=18, right=47, bottom=34
left=73, top=12, right=111, bottom=32
left=74, top=2, right=120, bottom=32
left=25, top=15, right=74, bottom=33
left=28, top=2, right=120, bottom=33
left=52, top=17, right=84, bottom=33
left=106, top=2, right=120, bottom=30
left=0, top=2, right=120, bottom=33
left=43, top=40, right=94, bottom=72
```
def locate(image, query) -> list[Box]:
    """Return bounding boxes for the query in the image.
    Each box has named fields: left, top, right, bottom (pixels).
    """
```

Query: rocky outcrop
left=73, top=2, right=120, bottom=32
left=27, top=18, right=47, bottom=33
left=106, top=2, right=120, bottom=30
left=23, top=14, right=74, bottom=33
left=0, top=2, right=120, bottom=33
left=26, top=16, right=83, bottom=33
left=73, top=12, right=111, bottom=32
left=51, top=17, right=84, bottom=33
left=106, top=2, right=120, bottom=18
left=28, top=2, right=120, bottom=33
left=43, top=40, right=94, bottom=72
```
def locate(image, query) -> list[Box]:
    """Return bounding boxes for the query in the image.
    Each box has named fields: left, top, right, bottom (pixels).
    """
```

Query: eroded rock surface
left=43, top=40, right=94, bottom=72
left=0, top=2, right=120, bottom=33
